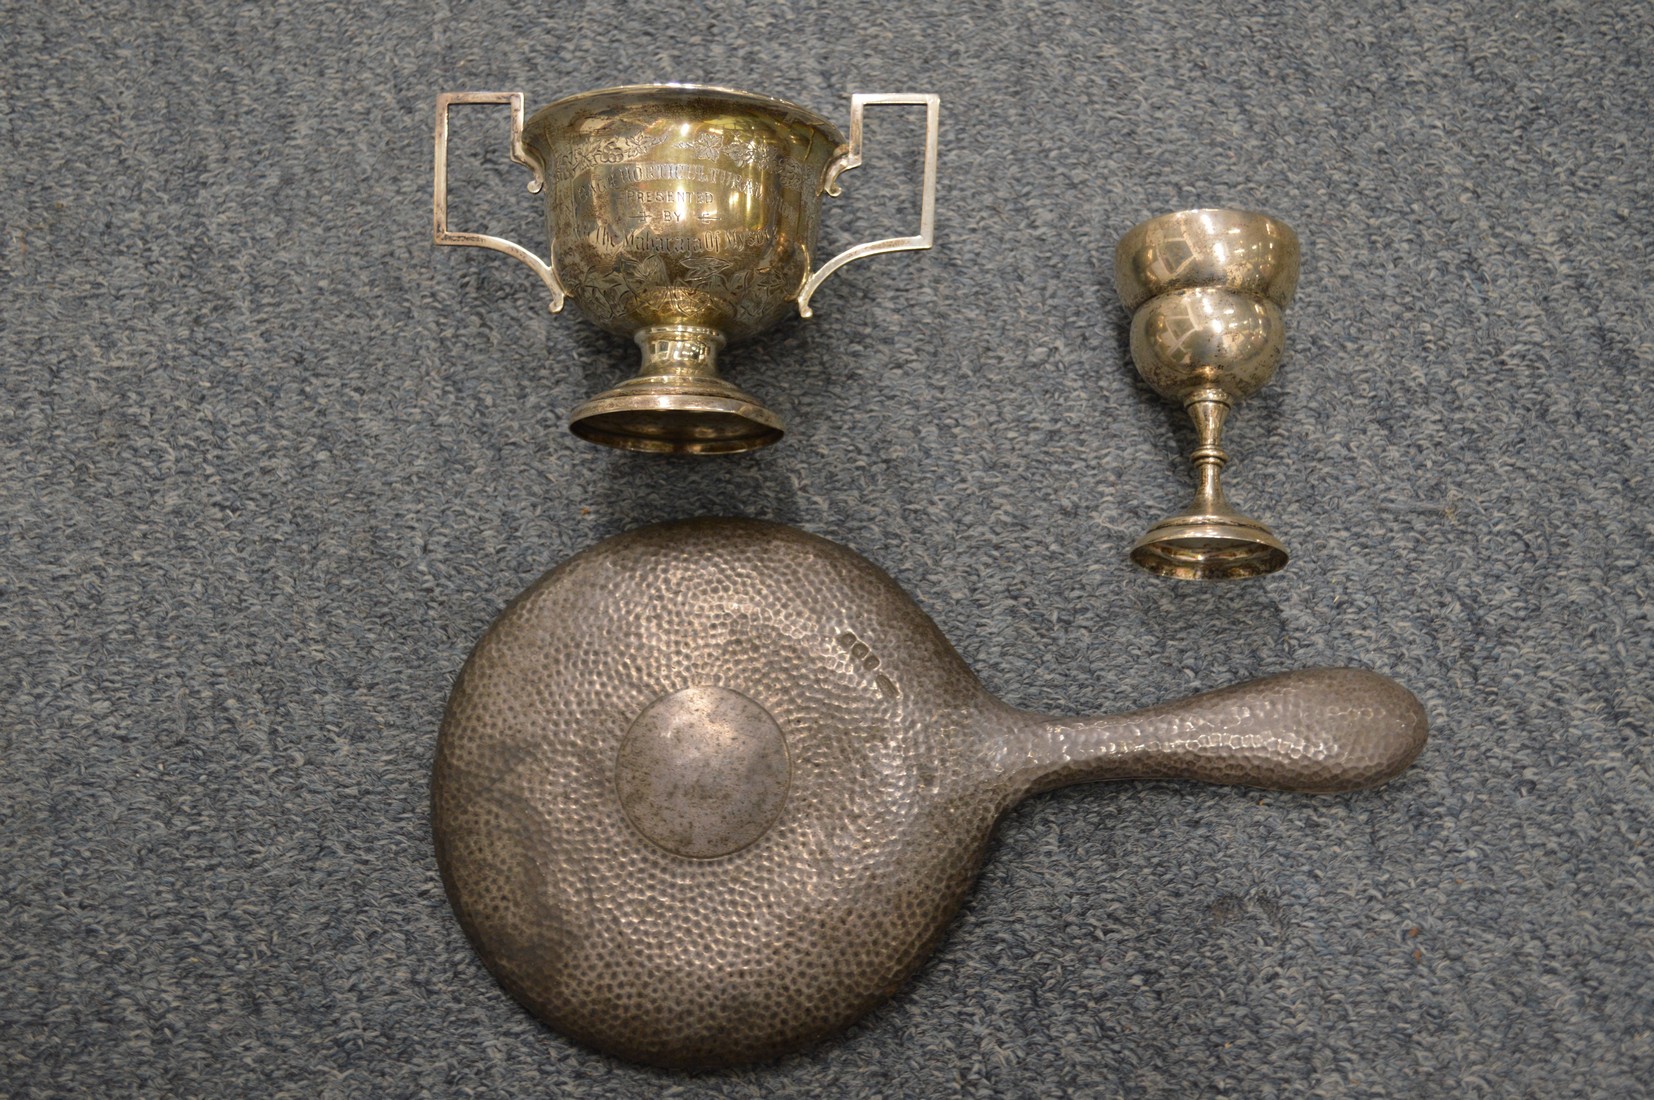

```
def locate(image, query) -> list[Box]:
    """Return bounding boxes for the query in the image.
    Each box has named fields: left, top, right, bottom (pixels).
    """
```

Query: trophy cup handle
left=432, top=91, right=567, bottom=313
left=795, top=93, right=939, bottom=319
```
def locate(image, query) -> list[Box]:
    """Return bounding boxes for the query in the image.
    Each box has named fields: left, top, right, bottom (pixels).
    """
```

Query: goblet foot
left=1130, top=510, right=1288, bottom=581
left=568, top=376, right=784, bottom=455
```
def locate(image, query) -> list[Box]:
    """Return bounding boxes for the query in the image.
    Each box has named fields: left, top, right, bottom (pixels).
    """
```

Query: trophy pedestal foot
left=569, top=375, right=784, bottom=455
left=1129, top=512, right=1289, bottom=581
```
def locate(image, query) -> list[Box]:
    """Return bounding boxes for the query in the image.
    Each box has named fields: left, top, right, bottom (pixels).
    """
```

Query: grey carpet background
left=3, top=1, right=1650, bottom=1097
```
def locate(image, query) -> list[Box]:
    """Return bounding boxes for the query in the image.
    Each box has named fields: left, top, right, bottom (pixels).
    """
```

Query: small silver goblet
left=1114, top=208, right=1300, bottom=580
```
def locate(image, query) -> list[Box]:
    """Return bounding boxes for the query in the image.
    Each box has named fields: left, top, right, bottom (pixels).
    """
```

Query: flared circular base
left=1129, top=513, right=1289, bottom=581
left=569, top=377, right=784, bottom=455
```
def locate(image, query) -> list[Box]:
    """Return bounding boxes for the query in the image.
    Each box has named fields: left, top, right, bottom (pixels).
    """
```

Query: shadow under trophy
left=434, top=84, right=940, bottom=454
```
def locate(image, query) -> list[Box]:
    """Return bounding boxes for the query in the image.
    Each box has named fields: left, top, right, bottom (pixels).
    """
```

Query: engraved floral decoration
left=552, top=128, right=674, bottom=178
left=675, top=129, right=779, bottom=172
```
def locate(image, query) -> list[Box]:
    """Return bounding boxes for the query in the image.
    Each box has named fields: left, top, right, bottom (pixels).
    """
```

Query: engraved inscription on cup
left=525, top=103, right=839, bottom=343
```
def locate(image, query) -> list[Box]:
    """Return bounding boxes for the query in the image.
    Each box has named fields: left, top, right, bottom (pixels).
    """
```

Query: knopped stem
left=1182, top=384, right=1234, bottom=518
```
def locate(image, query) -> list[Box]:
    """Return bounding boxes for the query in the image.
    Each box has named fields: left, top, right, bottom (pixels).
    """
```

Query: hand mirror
left=432, top=518, right=1426, bottom=1068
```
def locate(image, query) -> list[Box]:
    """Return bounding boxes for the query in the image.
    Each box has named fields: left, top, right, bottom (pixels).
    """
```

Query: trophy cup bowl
left=433, top=85, right=940, bottom=453
left=1114, top=209, right=1300, bottom=580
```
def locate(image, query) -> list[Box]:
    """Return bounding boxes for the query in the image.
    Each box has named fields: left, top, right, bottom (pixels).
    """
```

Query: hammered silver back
left=433, top=519, right=1427, bottom=1068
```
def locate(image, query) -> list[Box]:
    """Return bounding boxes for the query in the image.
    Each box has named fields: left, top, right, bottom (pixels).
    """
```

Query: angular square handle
left=796, top=93, right=940, bottom=319
left=432, top=91, right=566, bottom=312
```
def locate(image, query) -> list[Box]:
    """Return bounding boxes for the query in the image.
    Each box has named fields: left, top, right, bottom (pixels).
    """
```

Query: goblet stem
left=1128, top=381, right=1287, bottom=580
left=1185, top=385, right=1233, bottom=518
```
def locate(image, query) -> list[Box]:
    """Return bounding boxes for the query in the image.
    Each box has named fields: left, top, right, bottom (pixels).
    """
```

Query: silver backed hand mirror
left=433, top=519, right=1427, bottom=1068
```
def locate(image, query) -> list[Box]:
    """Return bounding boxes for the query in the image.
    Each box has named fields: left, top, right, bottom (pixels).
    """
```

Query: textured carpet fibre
left=2, top=2, right=1650, bottom=1097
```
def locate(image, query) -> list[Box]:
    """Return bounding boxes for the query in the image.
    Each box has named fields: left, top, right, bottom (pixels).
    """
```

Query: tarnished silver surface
left=433, top=519, right=1427, bottom=1068
left=433, top=85, right=940, bottom=453
left=1114, top=209, right=1301, bottom=580
left=613, top=685, right=791, bottom=860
